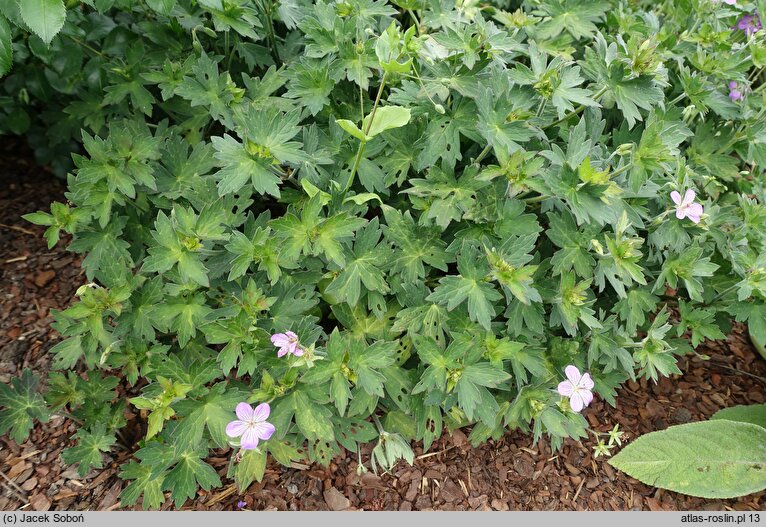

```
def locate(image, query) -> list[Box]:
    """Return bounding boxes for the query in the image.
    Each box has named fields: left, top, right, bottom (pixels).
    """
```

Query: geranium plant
left=0, top=0, right=765, bottom=508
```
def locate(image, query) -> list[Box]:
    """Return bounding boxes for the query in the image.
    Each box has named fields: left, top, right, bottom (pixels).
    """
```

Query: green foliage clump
left=1, top=0, right=766, bottom=508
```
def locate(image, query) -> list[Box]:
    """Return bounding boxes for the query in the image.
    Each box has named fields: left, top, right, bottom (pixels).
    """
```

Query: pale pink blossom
left=728, top=81, right=744, bottom=101
left=271, top=331, right=304, bottom=357
left=557, top=365, right=595, bottom=413
left=226, top=402, right=275, bottom=450
left=671, top=189, right=704, bottom=224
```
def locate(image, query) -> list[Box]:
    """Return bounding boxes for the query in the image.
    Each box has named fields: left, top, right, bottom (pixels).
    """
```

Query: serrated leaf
left=164, top=449, right=222, bottom=507
left=609, top=420, right=766, bottom=499
left=230, top=448, right=266, bottom=491
left=19, top=0, right=66, bottom=45
left=0, top=15, right=11, bottom=76
left=61, top=425, right=116, bottom=477
left=0, top=369, right=50, bottom=443
left=145, top=0, right=175, bottom=15
left=119, top=461, right=166, bottom=510
left=293, top=390, right=334, bottom=441
left=172, top=384, right=246, bottom=450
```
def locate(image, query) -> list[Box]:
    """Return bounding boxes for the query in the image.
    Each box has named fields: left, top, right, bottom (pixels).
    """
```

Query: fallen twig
left=572, top=478, right=586, bottom=503
left=0, top=223, right=36, bottom=235
left=0, top=470, right=29, bottom=503
left=415, top=445, right=456, bottom=460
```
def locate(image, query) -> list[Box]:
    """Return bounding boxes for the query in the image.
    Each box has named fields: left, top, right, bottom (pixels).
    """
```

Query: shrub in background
left=0, top=0, right=765, bottom=508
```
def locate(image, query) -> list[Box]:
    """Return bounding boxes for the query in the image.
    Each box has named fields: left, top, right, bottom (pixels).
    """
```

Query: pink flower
left=671, top=189, right=704, bottom=224
left=728, top=81, right=744, bottom=101
left=271, top=331, right=303, bottom=357
left=226, top=402, right=275, bottom=450
left=557, top=365, right=595, bottom=413
left=735, top=14, right=762, bottom=36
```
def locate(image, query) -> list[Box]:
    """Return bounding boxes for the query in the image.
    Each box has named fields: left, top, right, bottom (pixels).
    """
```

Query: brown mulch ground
left=0, top=145, right=765, bottom=512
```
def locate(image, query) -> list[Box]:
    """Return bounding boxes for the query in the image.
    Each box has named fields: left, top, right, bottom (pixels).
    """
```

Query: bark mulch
left=0, top=146, right=764, bottom=512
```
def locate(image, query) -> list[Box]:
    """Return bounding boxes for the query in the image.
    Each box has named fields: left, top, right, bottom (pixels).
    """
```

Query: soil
left=0, top=145, right=764, bottom=512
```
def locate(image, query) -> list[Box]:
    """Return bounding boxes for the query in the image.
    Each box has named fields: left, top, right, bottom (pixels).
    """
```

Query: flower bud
left=614, top=143, right=633, bottom=156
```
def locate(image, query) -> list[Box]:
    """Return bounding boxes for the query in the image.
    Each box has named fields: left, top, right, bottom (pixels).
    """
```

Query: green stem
left=714, top=132, right=746, bottom=155
left=256, top=0, right=278, bottom=60
left=667, top=93, right=686, bottom=105
left=372, top=414, right=385, bottom=434
left=473, top=144, right=493, bottom=166
left=407, top=8, right=421, bottom=31
left=343, top=71, right=388, bottom=195
left=522, top=194, right=550, bottom=203
left=607, top=162, right=633, bottom=179
left=704, top=284, right=738, bottom=306
left=544, top=86, right=608, bottom=130
left=67, top=35, right=108, bottom=59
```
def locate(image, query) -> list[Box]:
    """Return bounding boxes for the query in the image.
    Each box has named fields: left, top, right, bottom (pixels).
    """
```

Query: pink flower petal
left=252, top=402, right=270, bottom=422
left=557, top=380, right=575, bottom=397
left=580, top=389, right=594, bottom=408
left=235, top=402, right=254, bottom=421
left=687, top=214, right=701, bottom=224
left=226, top=420, right=247, bottom=438
left=683, top=189, right=696, bottom=206
left=569, top=391, right=585, bottom=412
left=277, top=347, right=289, bottom=358
left=687, top=203, right=703, bottom=217
left=564, top=365, right=582, bottom=384
left=253, top=421, right=275, bottom=441
left=285, top=331, right=298, bottom=340
left=579, top=372, right=595, bottom=390
left=556, top=381, right=574, bottom=397
left=676, top=207, right=687, bottom=220
left=271, top=333, right=289, bottom=347
left=670, top=190, right=682, bottom=205
left=292, top=346, right=305, bottom=357
left=240, top=427, right=260, bottom=450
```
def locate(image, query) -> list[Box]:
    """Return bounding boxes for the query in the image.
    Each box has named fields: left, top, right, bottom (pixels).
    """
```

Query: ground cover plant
left=1, top=0, right=766, bottom=509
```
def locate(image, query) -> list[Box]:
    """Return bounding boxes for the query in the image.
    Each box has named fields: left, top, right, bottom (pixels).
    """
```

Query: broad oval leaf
left=362, top=105, right=411, bottom=138
left=609, top=420, right=766, bottom=499
left=712, top=404, right=766, bottom=429
left=19, top=0, right=66, bottom=45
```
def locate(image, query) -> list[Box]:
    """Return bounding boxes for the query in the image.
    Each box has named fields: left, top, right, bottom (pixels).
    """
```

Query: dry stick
left=572, top=478, right=586, bottom=503
left=415, top=445, right=456, bottom=460
left=691, top=350, right=766, bottom=384
left=205, top=484, right=237, bottom=506
left=709, top=360, right=766, bottom=385
left=0, top=223, right=36, bottom=235
left=0, top=470, right=29, bottom=502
